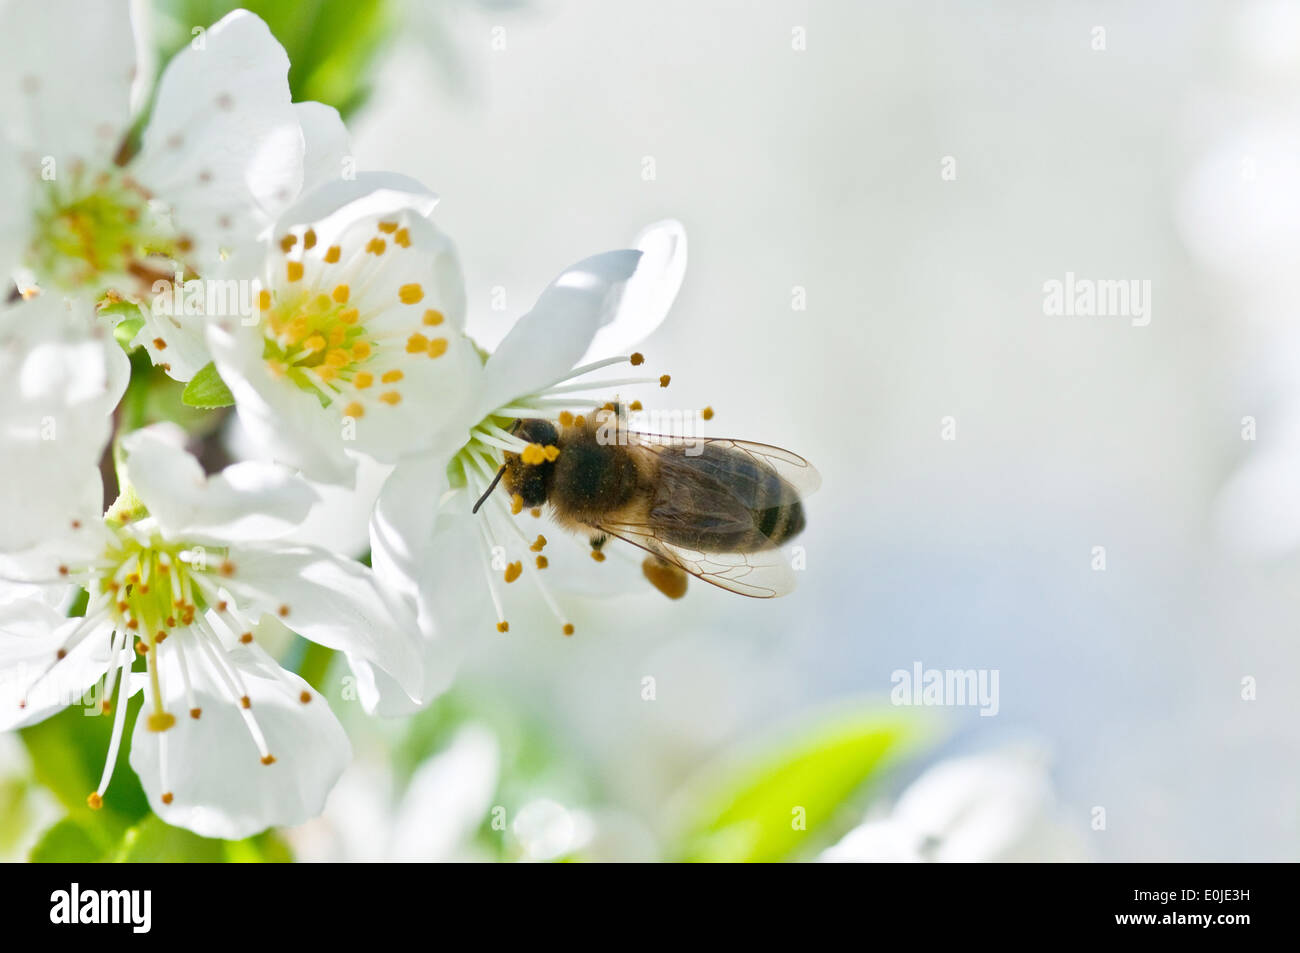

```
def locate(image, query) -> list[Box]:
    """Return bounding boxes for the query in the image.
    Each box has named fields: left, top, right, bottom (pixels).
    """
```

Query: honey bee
left=474, top=406, right=819, bottom=598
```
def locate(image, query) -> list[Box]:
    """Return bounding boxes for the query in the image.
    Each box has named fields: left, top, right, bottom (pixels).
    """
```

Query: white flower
left=0, top=3, right=348, bottom=381
left=0, top=426, right=425, bottom=839
left=207, top=173, right=474, bottom=486
left=819, top=748, right=1085, bottom=863
left=366, top=222, right=686, bottom=711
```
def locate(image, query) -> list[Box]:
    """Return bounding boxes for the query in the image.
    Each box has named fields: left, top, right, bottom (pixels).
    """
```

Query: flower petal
left=295, top=101, right=351, bottom=198
left=476, top=250, right=641, bottom=418
left=0, top=601, right=112, bottom=731
left=120, top=426, right=317, bottom=543
left=219, top=543, right=425, bottom=703
left=582, top=220, right=687, bottom=362
left=131, top=10, right=304, bottom=274
left=129, top=641, right=349, bottom=839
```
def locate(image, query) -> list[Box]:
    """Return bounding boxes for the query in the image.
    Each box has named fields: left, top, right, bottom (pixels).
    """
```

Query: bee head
left=501, top=418, right=559, bottom=507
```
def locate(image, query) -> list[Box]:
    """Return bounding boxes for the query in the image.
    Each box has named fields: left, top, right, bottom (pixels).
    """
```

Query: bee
left=474, top=406, right=820, bottom=598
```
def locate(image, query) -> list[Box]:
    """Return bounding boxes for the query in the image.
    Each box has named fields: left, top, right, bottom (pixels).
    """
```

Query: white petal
left=0, top=296, right=124, bottom=553
left=271, top=172, right=440, bottom=255
left=0, top=0, right=136, bottom=169
left=131, top=10, right=303, bottom=274
left=120, top=426, right=317, bottom=542
left=0, top=602, right=112, bottom=731
left=219, top=543, right=425, bottom=703
left=476, top=250, right=641, bottom=417
left=130, top=299, right=212, bottom=383
left=582, top=220, right=687, bottom=362
left=295, top=101, right=352, bottom=198
left=129, top=642, right=350, bottom=839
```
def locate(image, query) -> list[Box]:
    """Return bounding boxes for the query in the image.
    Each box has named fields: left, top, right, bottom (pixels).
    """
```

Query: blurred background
left=8, top=0, right=1300, bottom=862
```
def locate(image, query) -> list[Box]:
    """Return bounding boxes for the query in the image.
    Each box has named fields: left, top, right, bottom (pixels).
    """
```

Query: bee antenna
left=472, top=465, right=508, bottom=514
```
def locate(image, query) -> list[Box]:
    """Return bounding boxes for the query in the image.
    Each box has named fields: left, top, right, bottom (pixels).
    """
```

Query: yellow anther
left=377, top=221, right=399, bottom=234
left=147, top=712, right=176, bottom=733
left=563, top=623, right=575, bottom=636
left=324, top=245, right=341, bottom=263
left=504, top=561, right=522, bottom=584
left=328, top=326, right=347, bottom=347
left=659, top=374, right=671, bottom=387
left=381, top=369, right=403, bottom=384
left=379, top=390, right=402, bottom=405
left=511, top=493, right=524, bottom=515
left=530, top=535, right=548, bottom=552
left=702, top=406, right=714, bottom=420
left=423, top=308, right=444, bottom=326
left=352, top=341, right=372, bottom=361
left=259, top=289, right=272, bottom=310
left=303, top=334, right=326, bottom=353
left=629, top=400, right=643, bottom=411
left=398, top=283, right=424, bottom=304
left=286, top=261, right=304, bottom=282
left=406, top=332, right=429, bottom=353
left=279, top=234, right=297, bottom=253
left=325, top=349, right=350, bottom=368
left=354, top=372, right=374, bottom=389
left=302, top=228, right=317, bottom=250
left=339, top=308, right=360, bottom=325
left=394, top=227, right=411, bottom=247
left=332, top=284, right=350, bottom=303
left=317, top=366, right=338, bottom=382
left=343, top=402, right=364, bottom=418
left=630, top=352, right=644, bottom=365
left=87, top=792, right=103, bottom=810
left=497, top=621, right=510, bottom=633
left=366, top=237, right=386, bottom=255
left=427, top=337, right=448, bottom=358
left=536, top=555, right=549, bottom=570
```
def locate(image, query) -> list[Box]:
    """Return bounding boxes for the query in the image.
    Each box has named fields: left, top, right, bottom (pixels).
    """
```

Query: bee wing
left=597, top=518, right=798, bottom=599
left=628, top=432, right=822, bottom=496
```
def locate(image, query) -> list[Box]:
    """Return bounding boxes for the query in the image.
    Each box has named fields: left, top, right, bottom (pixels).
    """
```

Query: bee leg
left=589, top=534, right=607, bottom=550
left=642, top=555, right=688, bottom=600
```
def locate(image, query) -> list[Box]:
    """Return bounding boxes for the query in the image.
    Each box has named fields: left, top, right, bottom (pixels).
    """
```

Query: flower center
left=98, top=529, right=208, bottom=639
left=261, top=284, right=377, bottom=402
left=27, top=165, right=174, bottom=293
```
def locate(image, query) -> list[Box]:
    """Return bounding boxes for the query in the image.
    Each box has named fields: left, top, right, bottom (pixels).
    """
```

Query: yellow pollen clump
left=259, top=289, right=272, bottom=310
left=574, top=415, right=586, bottom=427
left=543, top=445, right=560, bottom=462
left=339, top=308, right=360, bottom=325
left=161, top=792, right=174, bottom=804
left=261, top=754, right=276, bottom=765
left=521, top=443, right=547, bottom=465
left=278, top=604, right=290, bottom=617
left=702, top=406, right=714, bottom=420
left=354, top=372, right=374, bottom=389
left=630, top=400, right=643, bottom=411
left=239, top=632, right=253, bottom=644
left=329, top=326, right=347, bottom=347
left=536, top=555, right=549, bottom=570
left=530, top=508, right=542, bottom=518
left=558, top=411, right=574, bottom=427
left=530, top=535, right=547, bottom=552
left=303, top=334, right=327, bottom=353
left=366, top=237, right=386, bottom=255
left=399, top=283, right=424, bottom=304
left=147, top=712, right=176, bottom=732
left=591, top=549, right=606, bottom=563
left=379, top=390, right=402, bottom=405
left=406, top=332, right=429, bottom=353
left=511, top=493, right=524, bottom=515
left=280, top=234, right=297, bottom=253
left=563, top=623, right=575, bottom=636
left=377, top=221, right=398, bottom=234
left=322, top=348, right=347, bottom=368
left=504, top=561, right=523, bottom=584
left=87, top=792, right=103, bottom=810
left=394, top=227, right=411, bottom=247
left=240, top=696, right=251, bottom=709
left=190, top=708, right=201, bottom=719
left=300, top=691, right=312, bottom=704
left=630, top=352, right=645, bottom=365
left=302, top=228, right=317, bottom=250
left=381, top=369, right=403, bottom=383
left=427, top=337, right=448, bottom=358
left=351, top=341, right=371, bottom=361
left=332, top=284, right=350, bottom=303
left=153, top=337, right=167, bottom=350
left=286, top=261, right=304, bottom=282
left=497, top=621, right=510, bottom=633
left=324, top=245, right=341, bottom=263
left=659, top=374, right=671, bottom=387
left=343, top=402, right=364, bottom=418
left=423, top=308, right=444, bottom=326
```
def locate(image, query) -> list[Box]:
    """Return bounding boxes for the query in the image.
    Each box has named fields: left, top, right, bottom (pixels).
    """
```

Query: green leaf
left=673, top=707, right=929, bottom=863
left=111, top=815, right=294, bottom=863
left=29, top=817, right=112, bottom=863
left=181, top=361, right=235, bottom=408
